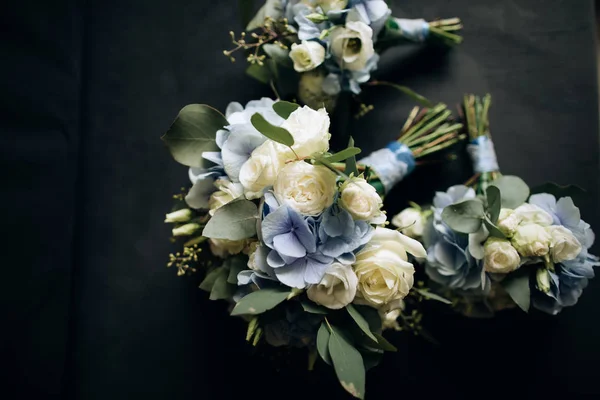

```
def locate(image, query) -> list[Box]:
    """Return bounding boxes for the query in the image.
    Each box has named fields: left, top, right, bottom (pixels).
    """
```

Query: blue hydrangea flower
left=322, top=54, right=380, bottom=95
left=317, top=205, right=373, bottom=260
left=347, top=0, right=391, bottom=36
left=184, top=153, right=226, bottom=209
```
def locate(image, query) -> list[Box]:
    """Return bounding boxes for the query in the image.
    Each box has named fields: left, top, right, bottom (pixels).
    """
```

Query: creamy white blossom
left=289, top=41, right=326, bottom=72
left=208, top=179, right=244, bottom=216
left=307, top=262, right=358, bottom=309
left=483, top=237, right=521, bottom=274
left=353, top=227, right=426, bottom=309
left=513, top=203, right=553, bottom=226
left=497, top=208, right=520, bottom=237
left=392, top=207, right=424, bottom=238
left=274, top=161, right=337, bottom=216
left=317, top=0, right=348, bottom=13
left=281, top=106, right=330, bottom=158
left=338, top=176, right=385, bottom=224
left=165, top=209, right=192, bottom=223
left=329, top=21, right=375, bottom=71
left=547, top=225, right=582, bottom=263
left=172, top=223, right=200, bottom=237
left=511, top=224, right=552, bottom=257
left=209, top=238, right=248, bottom=258
left=239, top=140, right=292, bottom=199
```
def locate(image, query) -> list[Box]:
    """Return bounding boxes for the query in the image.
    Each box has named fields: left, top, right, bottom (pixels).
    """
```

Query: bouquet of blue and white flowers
left=225, top=0, right=462, bottom=111
left=392, top=94, right=599, bottom=316
left=162, top=98, right=448, bottom=398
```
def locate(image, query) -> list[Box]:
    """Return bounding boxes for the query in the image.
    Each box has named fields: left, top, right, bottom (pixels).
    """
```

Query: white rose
left=330, top=21, right=375, bottom=71
left=274, top=161, right=337, bottom=216
left=497, top=208, right=520, bottom=237
left=511, top=224, right=552, bottom=257
left=513, top=203, right=553, bottom=226
left=483, top=237, right=521, bottom=274
left=209, top=238, right=248, bottom=258
left=239, top=140, right=292, bottom=199
left=165, top=209, right=192, bottom=223
left=317, top=0, right=348, bottom=13
left=391, top=207, right=424, bottom=238
left=338, top=177, right=385, bottom=223
left=546, top=225, right=582, bottom=263
left=281, top=106, right=330, bottom=158
left=353, top=227, right=426, bottom=308
left=208, top=179, right=244, bottom=216
left=289, top=41, right=325, bottom=72
left=307, top=262, right=358, bottom=309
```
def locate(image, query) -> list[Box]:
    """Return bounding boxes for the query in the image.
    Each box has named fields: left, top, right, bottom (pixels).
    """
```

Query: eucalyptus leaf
left=484, top=217, right=506, bottom=239
left=441, top=199, right=485, bottom=233
left=352, top=305, right=382, bottom=333
left=486, top=185, right=501, bottom=224
left=246, top=63, right=271, bottom=84
left=324, top=147, right=362, bottom=164
left=360, top=348, right=384, bottom=371
left=301, top=301, right=329, bottom=315
left=250, top=113, right=294, bottom=147
left=317, top=322, right=332, bottom=365
left=415, top=288, right=452, bottom=304
left=344, top=137, right=358, bottom=176
left=263, top=43, right=292, bottom=67
left=502, top=273, right=531, bottom=313
left=346, top=304, right=378, bottom=342
left=199, top=267, right=224, bottom=292
left=371, top=332, right=397, bottom=352
left=202, top=200, right=258, bottom=240
left=161, top=104, right=227, bottom=167
left=272, top=101, right=299, bottom=119
left=231, top=287, right=291, bottom=316
left=226, top=256, right=248, bottom=284
left=210, top=273, right=234, bottom=300
left=490, top=175, right=530, bottom=209
left=328, top=325, right=366, bottom=399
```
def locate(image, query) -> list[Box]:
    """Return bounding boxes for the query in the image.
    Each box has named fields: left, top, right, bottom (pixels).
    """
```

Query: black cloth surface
left=3, top=0, right=600, bottom=399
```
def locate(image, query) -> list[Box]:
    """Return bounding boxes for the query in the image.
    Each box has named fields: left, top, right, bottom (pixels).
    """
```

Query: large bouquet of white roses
left=225, top=0, right=462, bottom=111
left=162, top=98, right=448, bottom=398
left=392, top=94, right=599, bottom=317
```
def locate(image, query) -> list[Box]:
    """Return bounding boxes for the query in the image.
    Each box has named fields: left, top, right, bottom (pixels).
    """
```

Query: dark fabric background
left=3, top=0, right=599, bottom=399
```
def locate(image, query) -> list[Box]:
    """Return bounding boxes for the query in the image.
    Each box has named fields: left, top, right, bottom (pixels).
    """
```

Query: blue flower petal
left=273, top=232, right=307, bottom=258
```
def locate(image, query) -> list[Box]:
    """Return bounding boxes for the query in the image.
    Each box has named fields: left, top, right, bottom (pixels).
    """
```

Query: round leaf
left=490, top=175, right=530, bottom=209
left=441, top=199, right=485, bottom=233
left=485, top=185, right=501, bottom=223
left=202, top=200, right=258, bottom=240
left=230, top=287, right=291, bottom=316
left=250, top=113, right=294, bottom=147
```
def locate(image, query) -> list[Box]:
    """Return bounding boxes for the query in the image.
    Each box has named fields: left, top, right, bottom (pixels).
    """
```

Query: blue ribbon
left=394, top=18, right=430, bottom=42
left=358, top=141, right=415, bottom=193
left=467, top=136, right=499, bottom=173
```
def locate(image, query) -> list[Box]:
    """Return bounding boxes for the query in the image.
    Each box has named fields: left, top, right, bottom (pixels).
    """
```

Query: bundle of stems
left=461, top=94, right=501, bottom=194
left=428, top=18, right=463, bottom=45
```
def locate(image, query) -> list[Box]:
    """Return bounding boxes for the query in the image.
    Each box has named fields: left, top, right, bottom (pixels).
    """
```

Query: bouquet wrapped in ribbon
left=392, top=94, right=599, bottom=316
left=226, top=0, right=462, bottom=111
left=162, top=98, right=448, bottom=398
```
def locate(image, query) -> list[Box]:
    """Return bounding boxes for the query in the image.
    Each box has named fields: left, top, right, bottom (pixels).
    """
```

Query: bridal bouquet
left=392, top=94, right=599, bottom=316
left=226, top=0, right=462, bottom=110
left=162, top=97, right=446, bottom=398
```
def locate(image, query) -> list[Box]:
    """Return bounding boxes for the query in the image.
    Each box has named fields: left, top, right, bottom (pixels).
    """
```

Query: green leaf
left=250, top=113, right=294, bottom=147
left=328, top=325, right=366, bottom=399
left=346, top=304, right=378, bottom=342
left=324, top=147, right=362, bottom=164
left=230, top=287, right=291, bottom=316
left=226, top=256, right=248, bottom=284
left=486, top=185, right=501, bottom=224
left=441, top=199, right=485, bottom=233
left=272, top=101, right=299, bottom=119
left=313, top=155, right=348, bottom=178
left=246, top=63, right=271, bottom=84
left=530, top=182, right=587, bottom=205
left=414, top=288, right=452, bottom=304
left=490, top=175, right=530, bottom=209
left=202, top=200, right=258, bottom=240
left=371, top=332, right=397, bottom=352
left=199, top=267, right=224, bottom=292
left=161, top=104, right=227, bottom=167
left=317, top=322, right=332, bottom=365
left=352, top=305, right=382, bottom=333
left=344, top=137, right=359, bottom=176
left=263, top=43, right=292, bottom=67
left=246, top=0, right=281, bottom=30
left=484, top=217, right=506, bottom=239
left=210, top=272, right=233, bottom=300
left=360, top=348, right=384, bottom=371
left=502, top=273, right=531, bottom=313
left=301, top=301, right=329, bottom=314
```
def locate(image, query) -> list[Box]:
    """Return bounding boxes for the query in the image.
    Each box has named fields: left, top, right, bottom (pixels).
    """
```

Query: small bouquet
left=392, top=94, right=599, bottom=316
left=162, top=98, right=447, bottom=398
left=226, top=0, right=462, bottom=111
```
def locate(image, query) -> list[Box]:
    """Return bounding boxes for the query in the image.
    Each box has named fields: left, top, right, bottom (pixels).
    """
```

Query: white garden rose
left=317, top=0, right=348, bottom=13
left=274, top=161, right=337, bottom=216
left=208, top=179, right=244, bottom=216
left=338, top=176, right=385, bottom=223
left=511, top=224, right=552, bottom=257
left=281, top=106, right=330, bottom=158
left=289, top=41, right=326, bottom=72
left=513, top=203, right=553, bottom=226
left=391, top=207, right=424, bottom=238
left=547, top=225, right=582, bottom=263
left=353, top=227, right=426, bottom=309
left=497, top=208, right=520, bottom=237
left=307, top=262, right=358, bottom=309
left=209, top=238, right=248, bottom=258
left=329, top=21, right=375, bottom=71
left=483, top=237, right=521, bottom=274
left=239, top=140, right=292, bottom=199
